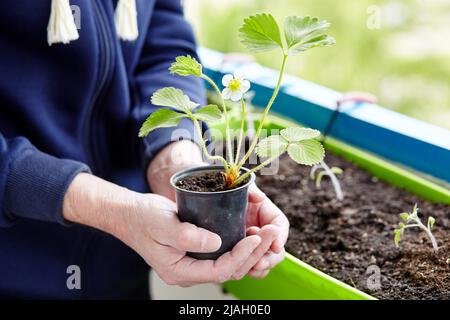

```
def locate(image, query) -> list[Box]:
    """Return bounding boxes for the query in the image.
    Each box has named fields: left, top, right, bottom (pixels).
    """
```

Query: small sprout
left=427, top=216, right=435, bottom=230
left=399, top=212, right=410, bottom=221
left=394, top=204, right=438, bottom=252
left=310, top=162, right=344, bottom=201
left=394, top=229, right=403, bottom=247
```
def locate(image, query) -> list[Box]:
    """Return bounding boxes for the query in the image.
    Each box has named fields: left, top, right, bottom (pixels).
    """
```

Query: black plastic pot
left=170, top=165, right=255, bottom=260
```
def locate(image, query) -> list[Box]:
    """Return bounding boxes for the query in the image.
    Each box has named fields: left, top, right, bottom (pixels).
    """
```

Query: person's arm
left=131, top=0, right=207, bottom=173
left=0, top=132, right=89, bottom=227
left=0, top=132, right=264, bottom=286
left=62, top=172, right=263, bottom=286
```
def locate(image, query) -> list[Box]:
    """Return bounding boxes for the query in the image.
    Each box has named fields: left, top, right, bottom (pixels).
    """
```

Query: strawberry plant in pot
left=139, top=13, right=335, bottom=259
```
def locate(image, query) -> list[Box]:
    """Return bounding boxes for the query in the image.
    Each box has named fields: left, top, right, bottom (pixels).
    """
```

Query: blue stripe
left=199, top=48, right=450, bottom=183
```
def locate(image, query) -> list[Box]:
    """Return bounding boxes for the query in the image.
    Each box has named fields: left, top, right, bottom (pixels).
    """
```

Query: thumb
left=169, top=222, right=222, bottom=253
left=249, top=184, right=266, bottom=203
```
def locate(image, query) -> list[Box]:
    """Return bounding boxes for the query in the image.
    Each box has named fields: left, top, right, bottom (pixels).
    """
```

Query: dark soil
left=176, top=171, right=249, bottom=192
left=256, top=153, right=449, bottom=300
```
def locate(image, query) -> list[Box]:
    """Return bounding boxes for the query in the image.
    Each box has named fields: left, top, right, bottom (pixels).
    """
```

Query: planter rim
left=170, top=165, right=256, bottom=195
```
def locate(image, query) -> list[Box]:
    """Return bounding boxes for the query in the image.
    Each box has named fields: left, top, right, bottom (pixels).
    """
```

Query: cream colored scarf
left=47, top=0, right=138, bottom=46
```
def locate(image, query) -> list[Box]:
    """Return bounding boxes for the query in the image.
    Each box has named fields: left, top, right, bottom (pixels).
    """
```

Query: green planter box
left=219, top=117, right=450, bottom=300
left=224, top=253, right=374, bottom=300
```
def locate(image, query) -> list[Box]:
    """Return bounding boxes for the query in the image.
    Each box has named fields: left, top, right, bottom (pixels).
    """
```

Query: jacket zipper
left=81, top=0, right=115, bottom=298
left=84, top=0, right=114, bottom=173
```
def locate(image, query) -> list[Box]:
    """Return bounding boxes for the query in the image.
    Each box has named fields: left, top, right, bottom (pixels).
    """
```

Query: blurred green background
left=184, top=0, right=450, bottom=129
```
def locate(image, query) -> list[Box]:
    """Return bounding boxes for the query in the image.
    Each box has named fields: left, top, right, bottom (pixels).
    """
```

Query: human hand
left=63, top=173, right=263, bottom=287
left=147, top=140, right=205, bottom=201
left=243, top=185, right=289, bottom=279
left=117, top=193, right=263, bottom=286
left=145, top=141, right=289, bottom=281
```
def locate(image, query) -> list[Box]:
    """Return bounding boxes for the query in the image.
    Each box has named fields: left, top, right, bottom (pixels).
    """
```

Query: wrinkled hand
left=63, top=171, right=264, bottom=287
left=147, top=140, right=205, bottom=201
left=147, top=141, right=289, bottom=282
left=244, top=185, right=289, bottom=279
left=120, top=193, right=262, bottom=287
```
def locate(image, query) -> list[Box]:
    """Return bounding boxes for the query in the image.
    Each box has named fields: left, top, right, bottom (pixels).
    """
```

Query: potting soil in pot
left=176, top=171, right=249, bottom=192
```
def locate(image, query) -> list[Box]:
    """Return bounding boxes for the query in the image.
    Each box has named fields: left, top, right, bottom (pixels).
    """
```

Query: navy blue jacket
left=0, top=0, right=205, bottom=299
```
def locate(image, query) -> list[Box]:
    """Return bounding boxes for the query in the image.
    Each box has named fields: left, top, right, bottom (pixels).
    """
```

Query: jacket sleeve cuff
left=141, top=117, right=208, bottom=171
left=2, top=148, right=91, bottom=227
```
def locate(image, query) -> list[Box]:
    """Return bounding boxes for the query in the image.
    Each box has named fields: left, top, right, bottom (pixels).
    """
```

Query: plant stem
left=320, top=161, right=344, bottom=201
left=237, top=54, right=288, bottom=168
left=310, top=164, right=321, bottom=180
left=234, top=98, right=246, bottom=165
left=202, top=74, right=234, bottom=166
left=424, top=228, right=439, bottom=252
left=403, top=222, right=439, bottom=252
left=191, top=116, right=229, bottom=170
left=231, top=149, right=287, bottom=188
left=245, top=96, right=256, bottom=142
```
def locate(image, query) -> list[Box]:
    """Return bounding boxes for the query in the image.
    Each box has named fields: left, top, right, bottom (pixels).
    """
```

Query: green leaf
left=427, top=216, right=435, bottom=230
left=239, top=13, right=283, bottom=53
left=151, top=87, right=198, bottom=113
left=281, top=127, right=321, bottom=142
left=193, top=104, right=223, bottom=122
left=138, top=109, right=185, bottom=137
left=399, top=213, right=410, bottom=221
left=169, top=55, right=203, bottom=77
left=287, top=139, right=325, bottom=166
left=330, top=167, right=343, bottom=175
left=255, top=135, right=288, bottom=158
left=284, top=16, right=335, bottom=55
left=394, top=229, right=402, bottom=247
left=315, top=171, right=326, bottom=188
left=398, top=222, right=406, bottom=228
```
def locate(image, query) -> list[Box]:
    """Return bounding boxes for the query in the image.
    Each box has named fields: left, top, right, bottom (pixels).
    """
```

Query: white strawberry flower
left=221, top=71, right=251, bottom=102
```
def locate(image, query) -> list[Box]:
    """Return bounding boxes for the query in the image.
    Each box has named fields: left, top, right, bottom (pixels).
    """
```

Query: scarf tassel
left=47, top=0, right=138, bottom=46
left=115, top=0, right=139, bottom=41
left=47, top=0, right=79, bottom=46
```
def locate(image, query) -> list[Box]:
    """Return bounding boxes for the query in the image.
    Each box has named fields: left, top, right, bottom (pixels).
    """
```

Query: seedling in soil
left=394, top=204, right=439, bottom=252
left=139, top=14, right=335, bottom=188
left=310, top=161, right=344, bottom=201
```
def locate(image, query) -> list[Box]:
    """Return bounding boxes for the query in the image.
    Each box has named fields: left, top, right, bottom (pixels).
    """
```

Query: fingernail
left=246, top=226, right=260, bottom=236
left=208, top=234, right=222, bottom=251
left=234, top=273, right=245, bottom=280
